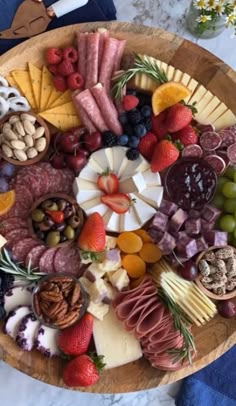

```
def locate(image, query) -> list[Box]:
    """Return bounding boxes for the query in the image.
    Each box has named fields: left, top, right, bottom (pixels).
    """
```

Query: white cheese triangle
left=137, top=186, right=163, bottom=208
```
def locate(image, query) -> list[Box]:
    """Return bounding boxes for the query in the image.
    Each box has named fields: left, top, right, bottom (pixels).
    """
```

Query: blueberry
left=129, top=136, right=139, bottom=148
left=141, top=105, right=152, bottom=118
left=134, top=124, right=147, bottom=138
left=118, top=134, right=129, bottom=146
left=127, top=89, right=137, bottom=96
left=118, top=112, right=128, bottom=125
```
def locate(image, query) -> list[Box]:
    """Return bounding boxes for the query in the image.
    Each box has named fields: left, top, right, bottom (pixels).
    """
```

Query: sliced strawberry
left=151, top=111, right=169, bottom=139
left=138, top=132, right=157, bottom=161
left=172, top=125, right=198, bottom=146
left=166, top=103, right=192, bottom=133
left=97, top=170, right=119, bottom=194
left=151, top=140, right=179, bottom=172
left=101, top=193, right=132, bottom=214
left=122, top=95, right=139, bottom=111
left=45, top=47, right=62, bottom=65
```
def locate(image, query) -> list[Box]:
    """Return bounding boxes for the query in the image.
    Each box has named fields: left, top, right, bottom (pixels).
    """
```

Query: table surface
left=0, top=1, right=235, bottom=405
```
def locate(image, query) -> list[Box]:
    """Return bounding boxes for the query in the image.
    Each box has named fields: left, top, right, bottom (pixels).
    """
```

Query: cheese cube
left=88, top=301, right=109, bottom=320
left=105, top=235, right=117, bottom=250
left=0, top=234, right=7, bottom=248
left=79, top=276, right=93, bottom=292
left=99, top=249, right=122, bottom=272
left=89, top=279, right=111, bottom=303
left=109, top=268, right=130, bottom=291
left=85, top=262, right=106, bottom=280
left=93, top=308, right=142, bottom=369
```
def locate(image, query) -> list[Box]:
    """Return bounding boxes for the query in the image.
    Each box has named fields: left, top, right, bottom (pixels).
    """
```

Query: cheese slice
left=137, top=186, right=163, bottom=208
left=184, top=78, right=198, bottom=102
left=166, top=65, right=175, bottom=81
left=11, top=70, right=36, bottom=110
left=173, top=69, right=183, bottom=82
left=188, top=84, right=207, bottom=106
left=196, top=96, right=221, bottom=123
left=73, top=178, right=97, bottom=195
left=0, top=234, right=7, bottom=248
left=91, top=148, right=113, bottom=172
left=119, top=205, right=141, bottom=232
left=88, top=156, right=104, bottom=173
left=213, top=109, right=236, bottom=130
left=5, top=75, right=21, bottom=91
left=160, top=61, right=168, bottom=74
left=112, top=147, right=127, bottom=175
left=28, top=63, right=42, bottom=110
left=132, top=193, right=156, bottom=225
left=80, top=197, right=101, bottom=210
left=79, top=164, right=97, bottom=182
left=88, top=301, right=109, bottom=321
left=117, top=156, right=129, bottom=178
left=40, top=66, right=53, bottom=111
left=194, top=90, right=214, bottom=118
left=106, top=212, right=121, bottom=233
left=48, top=89, right=72, bottom=108
left=93, top=308, right=142, bottom=369
left=205, top=102, right=228, bottom=124
left=76, top=190, right=102, bottom=204
left=39, top=112, right=80, bottom=131
left=142, top=169, right=161, bottom=186
left=119, top=173, right=146, bottom=194
left=181, top=73, right=191, bottom=87
left=122, top=156, right=144, bottom=178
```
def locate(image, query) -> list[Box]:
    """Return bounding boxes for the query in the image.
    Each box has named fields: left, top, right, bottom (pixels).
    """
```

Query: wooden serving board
left=0, top=21, right=236, bottom=394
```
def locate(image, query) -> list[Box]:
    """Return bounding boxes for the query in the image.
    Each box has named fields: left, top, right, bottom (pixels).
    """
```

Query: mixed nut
left=198, top=246, right=236, bottom=295
left=33, top=275, right=87, bottom=329
left=0, top=113, right=47, bottom=161
left=31, top=196, right=83, bottom=247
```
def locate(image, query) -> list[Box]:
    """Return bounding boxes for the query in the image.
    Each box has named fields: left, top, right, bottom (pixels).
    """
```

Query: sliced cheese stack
left=93, top=307, right=142, bottom=369
left=74, top=147, right=163, bottom=232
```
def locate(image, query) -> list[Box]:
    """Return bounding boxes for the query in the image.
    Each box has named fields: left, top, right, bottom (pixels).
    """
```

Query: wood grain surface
left=0, top=21, right=236, bottom=394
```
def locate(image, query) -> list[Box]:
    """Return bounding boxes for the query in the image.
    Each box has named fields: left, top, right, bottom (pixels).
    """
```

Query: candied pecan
left=39, top=291, right=63, bottom=302
left=215, top=247, right=234, bottom=260
left=33, top=293, right=41, bottom=316
left=69, top=283, right=81, bottom=306
left=198, top=259, right=210, bottom=276
left=55, top=311, right=79, bottom=328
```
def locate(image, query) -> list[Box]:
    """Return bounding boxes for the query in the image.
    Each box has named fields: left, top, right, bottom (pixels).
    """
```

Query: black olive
left=38, top=221, right=51, bottom=231
left=68, top=215, right=81, bottom=228
left=56, top=222, right=66, bottom=232
left=44, top=216, right=55, bottom=227
left=60, top=235, right=67, bottom=243
left=64, top=206, right=75, bottom=219
left=58, top=199, right=67, bottom=211
left=36, top=231, right=45, bottom=240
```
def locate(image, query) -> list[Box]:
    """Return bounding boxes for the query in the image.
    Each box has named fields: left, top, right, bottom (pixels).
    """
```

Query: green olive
left=46, top=231, right=60, bottom=247
left=32, top=209, right=45, bottom=222
left=45, top=202, right=59, bottom=211
left=64, top=225, right=75, bottom=240
left=41, top=200, right=54, bottom=209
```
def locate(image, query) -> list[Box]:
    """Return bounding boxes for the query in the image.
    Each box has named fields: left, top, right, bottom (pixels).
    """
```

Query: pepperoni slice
left=182, top=144, right=203, bottom=158
left=227, top=143, right=236, bottom=164
left=5, top=228, right=31, bottom=250
left=200, top=131, right=222, bottom=151
left=25, top=245, right=47, bottom=269
left=11, top=238, right=40, bottom=263
left=54, top=245, right=81, bottom=276
left=39, top=247, right=58, bottom=274
left=205, top=154, right=226, bottom=175
left=0, top=217, right=28, bottom=236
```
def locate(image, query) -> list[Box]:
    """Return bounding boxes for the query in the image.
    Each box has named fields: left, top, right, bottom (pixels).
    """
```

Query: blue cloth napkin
left=0, top=0, right=116, bottom=54
left=176, top=345, right=236, bottom=406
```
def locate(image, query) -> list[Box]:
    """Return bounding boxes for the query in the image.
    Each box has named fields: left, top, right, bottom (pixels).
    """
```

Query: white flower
left=206, top=0, right=216, bottom=10
left=225, top=12, right=236, bottom=25
left=193, top=0, right=207, bottom=9
left=197, top=14, right=212, bottom=22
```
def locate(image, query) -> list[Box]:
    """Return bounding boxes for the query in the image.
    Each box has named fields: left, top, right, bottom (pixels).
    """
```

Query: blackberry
left=127, top=109, right=142, bottom=125
left=102, top=131, right=117, bottom=147
left=144, top=117, right=152, bottom=132
left=137, top=92, right=151, bottom=107
left=123, top=124, right=133, bottom=137
left=0, top=272, right=14, bottom=292
left=118, top=112, right=128, bottom=125
left=126, top=148, right=140, bottom=161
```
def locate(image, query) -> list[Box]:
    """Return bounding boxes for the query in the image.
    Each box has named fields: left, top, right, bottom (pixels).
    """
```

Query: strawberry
left=67, top=72, right=84, bottom=90
left=63, top=354, right=105, bottom=387
left=62, top=46, right=78, bottom=63
left=58, top=313, right=93, bottom=356
left=122, top=95, right=139, bottom=111
left=138, top=132, right=157, bottom=160
left=151, top=111, right=169, bottom=139
left=172, top=125, right=198, bottom=146
left=97, top=170, right=119, bottom=194
left=78, top=212, right=106, bottom=253
left=45, top=47, right=62, bottom=65
left=52, top=75, right=67, bottom=92
left=101, top=193, right=132, bottom=214
left=151, top=140, right=179, bottom=172
left=166, top=103, right=192, bottom=133
left=57, top=60, right=75, bottom=77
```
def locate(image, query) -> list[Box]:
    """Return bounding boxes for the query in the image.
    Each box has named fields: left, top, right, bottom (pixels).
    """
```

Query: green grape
left=212, top=194, right=224, bottom=209
left=225, top=166, right=236, bottom=180
left=217, top=176, right=229, bottom=193
left=219, top=214, right=236, bottom=232
left=222, top=182, right=236, bottom=198
left=224, top=199, right=236, bottom=213
left=228, top=232, right=234, bottom=244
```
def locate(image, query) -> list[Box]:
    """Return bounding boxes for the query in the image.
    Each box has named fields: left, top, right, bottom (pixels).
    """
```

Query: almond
left=11, top=140, right=26, bottom=150
left=14, top=121, right=25, bottom=136
left=35, top=137, right=46, bottom=152
left=27, top=147, right=38, bottom=159
left=3, top=128, right=18, bottom=141
left=2, top=144, right=13, bottom=157
left=9, top=115, right=20, bottom=125
left=23, top=119, right=35, bottom=135
left=20, top=113, right=36, bottom=123
left=24, top=134, right=34, bottom=147
left=33, top=126, right=45, bottom=139
left=13, top=149, right=27, bottom=161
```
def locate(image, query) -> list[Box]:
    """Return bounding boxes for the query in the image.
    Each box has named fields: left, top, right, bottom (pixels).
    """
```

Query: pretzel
left=8, top=96, right=30, bottom=112
left=0, top=86, right=20, bottom=100
left=0, top=96, right=10, bottom=119
left=0, top=76, right=9, bottom=88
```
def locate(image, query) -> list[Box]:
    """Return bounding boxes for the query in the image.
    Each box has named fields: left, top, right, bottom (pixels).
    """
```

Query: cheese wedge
left=48, top=89, right=72, bottom=108
left=213, top=109, right=236, bottom=130
left=40, top=66, right=53, bottom=111
left=28, top=63, right=42, bottom=110
left=0, top=234, right=7, bottom=248
left=5, top=75, right=21, bottom=91
left=11, top=70, right=36, bottom=110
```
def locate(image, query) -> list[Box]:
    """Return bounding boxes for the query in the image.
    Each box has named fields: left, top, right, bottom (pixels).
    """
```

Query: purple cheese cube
left=201, top=205, right=221, bottom=223
left=159, top=199, right=178, bottom=216
left=177, top=238, right=198, bottom=259
left=204, top=231, right=228, bottom=247
left=148, top=228, right=163, bottom=243
left=165, top=252, right=189, bottom=266
left=196, top=237, right=208, bottom=252
left=151, top=212, right=169, bottom=232
left=201, top=218, right=214, bottom=233
left=176, top=231, right=189, bottom=243
left=185, top=218, right=201, bottom=236
left=169, top=209, right=188, bottom=232
left=157, top=232, right=176, bottom=255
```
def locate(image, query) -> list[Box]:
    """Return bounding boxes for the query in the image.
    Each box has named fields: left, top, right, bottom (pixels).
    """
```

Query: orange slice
left=152, top=81, right=191, bottom=116
left=0, top=190, right=15, bottom=215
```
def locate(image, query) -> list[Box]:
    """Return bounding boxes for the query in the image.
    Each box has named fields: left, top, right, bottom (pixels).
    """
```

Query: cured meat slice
left=5, top=228, right=31, bottom=250
left=99, top=37, right=120, bottom=92
left=91, top=84, right=122, bottom=135
left=12, top=238, right=40, bottom=264
left=25, top=245, right=47, bottom=269
left=0, top=217, right=28, bottom=236
left=196, top=123, right=215, bottom=133
left=0, top=202, right=29, bottom=221
left=72, top=96, right=97, bottom=133
left=115, top=291, right=157, bottom=321
left=37, top=162, right=65, bottom=194
left=182, top=144, right=203, bottom=158
left=59, top=168, right=75, bottom=194
left=54, top=245, right=81, bottom=276
left=124, top=297, right=159, bottom=331
left=85, top=33, right=100, bottom=89
left=113, top=40, right=126, bottom=73
left=14, top=184, right=34, bottom=210
left=205, top=154, right=226, bottom=174
left=217, top=150, right=230, bottom=168
left=98, top=28, right=109, bottom=70
left=77, top=32, right=87, bottom=81
left=199, top=131, right=222, bottom=151
left=73, top=89, right=108, bottom=132
left=227, top=143, right=236, bottom=164
left=39, top=247, right=58, bottom=274
left=218, top=129, right=236, bottom=148
left=135, top=302, right=165, bottom=337
left=15, top=165, right=49, bottom=199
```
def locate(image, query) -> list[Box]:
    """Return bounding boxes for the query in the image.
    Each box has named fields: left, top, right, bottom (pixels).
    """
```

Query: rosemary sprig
left=0, top=248, right=46, bottom=281
left=111, top=53, right=168, bottom=100
left=158, top=287, right=196, bottom=365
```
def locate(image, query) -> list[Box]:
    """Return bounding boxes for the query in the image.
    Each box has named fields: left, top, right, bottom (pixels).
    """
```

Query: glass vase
left=186, top=1, right=225, bottom=39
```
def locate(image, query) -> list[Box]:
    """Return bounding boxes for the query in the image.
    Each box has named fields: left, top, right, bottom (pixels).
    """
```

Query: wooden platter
left=0, top=21, right=236, bottom=393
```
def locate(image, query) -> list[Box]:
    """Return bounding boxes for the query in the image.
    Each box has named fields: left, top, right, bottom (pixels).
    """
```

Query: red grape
left=65, top=150, right=87, bottom=174
left=217, top=300, right=236, bottom=318
left=177, top=261, right=198, bottom=281
left=83, top=132, right=102, bottom=152
left=50, top=153, right=66, bottom=169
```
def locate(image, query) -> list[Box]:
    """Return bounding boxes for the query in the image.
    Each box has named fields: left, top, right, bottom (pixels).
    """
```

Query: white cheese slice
left=79, top=164, right=97, bottom=182
left=112, top=147, right=127, bottom=175
left=117, top=156, right=129, bottom=178
left=76, top=190, right=102, bottom=204
left=89, top=279, right=111, bottom=303
left=205, top=102, right=228, bottom=123
left=104, top=148, right=114, bottom=171
left=88, top=301, right=109, bottom=320
left=80, top=197, right=101, bottom=210
left=194, top=90, right=214, bottom=118
left=119, top=173, right=146, bottom=194
left=195, top=95, right=220, bottom=122
left=137, top=186, right=163, bottom=208
left=88, top=156, right=104, bottom=173
left=166, top=64, right=175, bottom=81
left=93, top=308, right=142, bottom=369
left=173, top=69, right=183, bottom=82
left=136, top=156, right=150, bottom=173
left=160, top=61, right=168, bottom=73
left=188, top=84, right=207, bottom=105
left=213, top=109, right=236, bottom=130
left=86, top=203, right=108, bottom=217
left=91, top=148, right=113, bottom=171
left=106, top=212, right=121, bottom=233
left=108, top=268, right=130, bottom=291
left=0, top=234, right=7, bottom=249
left=105, top=236, right=117, bottom=250
left=119, top=204, right=141, bottom=232
left=74, top=178, right=97, bottom=195
left=79, top=276, right=93, bottom=293
left=142, top=169, right=161, bottom=186
left=132, top=193, right=156, bottom=225
left=184, top=78, right=198, bottom=102
left=87, top=263, right=106, bottom=279
left=181, top=73, right=191, bottom=87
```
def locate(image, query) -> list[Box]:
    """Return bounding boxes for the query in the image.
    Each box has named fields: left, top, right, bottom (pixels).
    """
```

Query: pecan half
left=39, top=291, right=63, bottom=302
left=55, top=311, right=79, bottom=328
left=33, top=293, right=41, bottom=316
left=69, top=283, right=81, bottom=306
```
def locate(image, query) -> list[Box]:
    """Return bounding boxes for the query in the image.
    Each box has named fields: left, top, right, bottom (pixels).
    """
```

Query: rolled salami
left=76, top=32, right=87, bottom=82
left=97, top=28, right=109, bottom=71
left=99, top=37, right=120, bottom=92
left=73, top=89, right=108, bottom=132
left=85, top=32, right=100, bottom=89
left=113, top=40, right=126, bottom=73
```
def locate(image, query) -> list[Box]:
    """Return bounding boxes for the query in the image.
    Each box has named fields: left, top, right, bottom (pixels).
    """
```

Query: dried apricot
left=134, top=229, right=152, bottom=243
left=117, top=232, right=143, bottom=253
left=139, top=243, right=162, bottom=263
left=122, top=254, right=146, bottom=278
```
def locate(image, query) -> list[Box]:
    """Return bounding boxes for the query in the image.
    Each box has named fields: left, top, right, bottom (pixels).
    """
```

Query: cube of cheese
left=89, top=279, right=111, bottom=303
left=93, top=308, right=142, bottom=369
left=88, top=301, right=109, bottom=320
left=98, top=249, right=122, bottom=272
left=105, top=235, right=117, bottom=250
left=108, top=268, right=130, bottom=291
left=85, top=262, right=106, bottom=281
left=0, top=235, right=7, bottom=248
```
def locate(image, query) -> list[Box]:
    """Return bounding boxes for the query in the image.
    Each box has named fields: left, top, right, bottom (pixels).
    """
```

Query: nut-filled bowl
left=32, top=273, right=88, bottom=329
left=0, top=111, right=50, bottom=165
left=196, top=245, right=236, bottom=300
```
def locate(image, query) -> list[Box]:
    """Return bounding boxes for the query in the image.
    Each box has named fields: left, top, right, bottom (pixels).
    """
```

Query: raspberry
left=67, top=72, right=84, bottom=90
left=57, top=60, right=75, bottom=77
left=62, top=47, right=78, bottom=63
left=48, top=64, right=58, bottom=75
left=122, top=95, right=139, bottom=111
left=52, top=75, right=67, bottom=92
left=45, top=47, right=62, bottom=65
left=128, top=109, right=142, bottom=125
left=126, top=148, right=140, bottom=160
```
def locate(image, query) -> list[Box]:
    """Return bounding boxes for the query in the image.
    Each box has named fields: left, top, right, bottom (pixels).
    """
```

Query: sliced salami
left=205, top=154, right=226, bottom=175
left=112, top=40, right=126, bottom=73
left=227, top=143, right=236, bottom=164
left=76, top=32, right=87, bottom=81
left=25, top=245, right=47, bottom=269
left=74, top=89, right=108, bottom=133
left=0, top=202, right=29, bottom=221
left=14, top=184, right=34, bottom=210
left=11, top=238, right=40, bottom=264
left=72, top=100, right=97, bottom=133
left=98, top=29, right=109, bottom=69
left=54, top=245, right=81, bottom=276
left=218, top=129, right=236, bottom=148
left=85, top=32, right=100, bottom=89
left=182, top=144, right=203, bottom=158
left=0, top=217, right=28, bottom=236
left=217, top=150, right=230, bottom=168
left=5, top=228, right=31, bottom=250
left=199, top=131, right=222, bottom=151
left=38, top=162, right=65, bottom=193
left=99, top=37, right=120, bottom=92
left=59, top=168, right=75, bottom=194
left=39, top=247, right=58, bottom=274
left=196, top=123, right=215, bottom=133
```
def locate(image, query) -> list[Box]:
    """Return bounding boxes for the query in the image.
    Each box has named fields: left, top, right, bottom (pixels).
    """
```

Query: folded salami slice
left=73, top=89, right=108, bottom=132
left=99, top=37, right=120, bottom=92
left=72, top=98, right=97, bottom=133
left=25, top=245, right=47, bottom=269
left=205, top=154, right=226, bottom=174
left=39, top=247, right=58, bottom=274
left=85, top=33, right=100, bottom=89
left=97, top=28, right=109, bottom=70
left=5, top=228, right=31, bottom=250
left=11, top=238, right=40, bottom=264
left=0, top=217, right=28, bottom=236
left=182, top=144, right=203, bottom=158
left=218, top=129, right=236, bottom=148
left=54, top=245, right=81, bottom=276
left=200, top=131, right=222, bottom=151
left=227, top=143, right=236, bottom=164
left=76, top=32, right=87, bottom=82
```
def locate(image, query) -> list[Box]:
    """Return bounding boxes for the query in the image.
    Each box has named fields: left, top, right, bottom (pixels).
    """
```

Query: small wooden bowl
left=0, top=111, right=50, bottom=166
left=28, top=193, right=84, bottom=248
left=196, top=245, right=236, bottom=301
